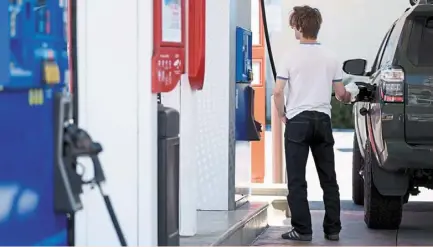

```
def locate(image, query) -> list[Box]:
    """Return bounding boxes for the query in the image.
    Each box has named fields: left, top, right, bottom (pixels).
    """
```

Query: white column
left=194, top=0, right=232, bottom=211
left=194, top=0, right=252, bottom=211
left=137, top=0, right=159, bottom=245
left=74, top=0, right=158, bottom=245
left=179, top=75, right=198, bottom=236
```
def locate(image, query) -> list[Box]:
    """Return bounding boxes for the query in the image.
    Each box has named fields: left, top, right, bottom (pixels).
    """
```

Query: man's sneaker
left=281, top=227, right=312, bottom=241
left=324, top=233, right=340, bottom=241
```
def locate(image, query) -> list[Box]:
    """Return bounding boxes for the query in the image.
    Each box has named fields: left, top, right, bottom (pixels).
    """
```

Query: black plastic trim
left=68, top=0, right=78, bottom=245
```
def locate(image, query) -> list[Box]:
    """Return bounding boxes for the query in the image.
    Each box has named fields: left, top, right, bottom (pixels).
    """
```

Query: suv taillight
left=380, top=68, right=404, bottom=102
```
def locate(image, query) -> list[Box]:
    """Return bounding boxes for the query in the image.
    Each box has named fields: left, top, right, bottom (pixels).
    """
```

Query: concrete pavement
left=254, top=130, right=433, bottom=246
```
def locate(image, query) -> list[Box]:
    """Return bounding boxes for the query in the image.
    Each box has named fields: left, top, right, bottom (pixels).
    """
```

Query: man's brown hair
left=289, top=5, right=322, bottom=39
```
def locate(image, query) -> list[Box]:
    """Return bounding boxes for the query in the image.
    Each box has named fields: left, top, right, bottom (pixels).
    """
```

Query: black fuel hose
left=259, top=0, right=277, bottom=81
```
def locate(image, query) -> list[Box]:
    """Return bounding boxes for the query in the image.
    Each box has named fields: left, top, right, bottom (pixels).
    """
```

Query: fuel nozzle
left=64, top=123, right=103, bottom=157
left=63, top=123, right=106, bottom=184
left=61, top=123, right=126, bottom=246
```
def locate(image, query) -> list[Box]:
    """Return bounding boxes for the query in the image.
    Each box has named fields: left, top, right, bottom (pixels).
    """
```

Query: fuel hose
left=69, top=0, right=79, bottom=123
left=259, top=0, right=277, bottom=81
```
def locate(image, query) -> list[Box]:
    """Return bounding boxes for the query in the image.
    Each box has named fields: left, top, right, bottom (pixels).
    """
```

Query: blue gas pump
left=0, top=1, right=126, bottom=246
left=235, top=27, right=262, bottom=141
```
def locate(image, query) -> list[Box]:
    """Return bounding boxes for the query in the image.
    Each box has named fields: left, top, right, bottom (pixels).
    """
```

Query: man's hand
left=338, top=91, right=352, bottom=104
left=333, top=81, right=356, bottom=104
left=344, top=82, right=360, bottom=102
left=281, top=117, right=287, bottom=124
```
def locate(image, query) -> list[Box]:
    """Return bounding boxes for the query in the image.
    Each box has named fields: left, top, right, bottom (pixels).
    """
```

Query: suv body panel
left=399, top=7, right=433, bottom=144
left=353, top=5, right=433, bottom=168
left=353, top=3, right=433, bottom=195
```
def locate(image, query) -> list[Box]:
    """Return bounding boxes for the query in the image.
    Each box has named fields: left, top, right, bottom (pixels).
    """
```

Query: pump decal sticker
left=28, top=89, right=44, bottom=106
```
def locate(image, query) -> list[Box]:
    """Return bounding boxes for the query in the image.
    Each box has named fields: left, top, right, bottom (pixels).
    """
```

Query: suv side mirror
left=343, top=59, right=367, bottom=76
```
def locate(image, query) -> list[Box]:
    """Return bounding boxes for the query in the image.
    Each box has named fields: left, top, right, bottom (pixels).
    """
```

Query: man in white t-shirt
left=272, top=5, right=355, bottom=242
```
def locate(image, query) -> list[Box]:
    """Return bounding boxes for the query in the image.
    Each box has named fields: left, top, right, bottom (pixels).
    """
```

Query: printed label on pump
left=152, top=47, right=185, bottom=93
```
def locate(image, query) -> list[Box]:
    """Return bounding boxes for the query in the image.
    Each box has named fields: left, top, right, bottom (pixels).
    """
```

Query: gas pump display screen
left=162, top=0, right=182, bottom=43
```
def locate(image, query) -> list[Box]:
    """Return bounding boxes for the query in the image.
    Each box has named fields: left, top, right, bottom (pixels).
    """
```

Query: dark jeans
left=284, top=110, right=341, bottom=235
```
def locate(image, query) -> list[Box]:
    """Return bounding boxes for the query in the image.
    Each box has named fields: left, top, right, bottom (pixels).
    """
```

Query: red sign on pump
left=151, top=0, right=186, bottom=93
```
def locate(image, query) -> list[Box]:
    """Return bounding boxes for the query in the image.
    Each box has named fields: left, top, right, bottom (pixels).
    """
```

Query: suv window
left=380, top=23, right=401, bottom=69
left=371, top=25, right=395, bottom=73
left=407, top=17, right=433, bottom=66
left=371, top=32, right=390, bottom=73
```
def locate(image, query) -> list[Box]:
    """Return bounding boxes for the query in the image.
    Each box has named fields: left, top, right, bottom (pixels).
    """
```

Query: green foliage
left=331, top=98, right=354, bottom=129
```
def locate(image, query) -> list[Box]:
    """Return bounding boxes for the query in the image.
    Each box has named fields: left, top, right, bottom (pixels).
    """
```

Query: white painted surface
left=195, top=0, right=243, bottom=211
left=196, top=0, right=252, bottom=211
left=194, top=0, right=231, bottom=210
left=75, top=0, right=158, bottom=245
left=235, top=141, right=252, bottom=192
left=161, top=85, right=181, bottom=111
left=178, top=75, right=198, bottom=236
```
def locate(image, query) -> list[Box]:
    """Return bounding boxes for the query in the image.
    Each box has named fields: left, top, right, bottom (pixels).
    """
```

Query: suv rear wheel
left=352, top=133, right=364, bottom=205
left=364, top=140, right=403, bottom=229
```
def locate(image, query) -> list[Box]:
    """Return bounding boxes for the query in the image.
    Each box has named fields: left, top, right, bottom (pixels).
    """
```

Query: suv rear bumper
left=382, top=141, right=433, bottom=171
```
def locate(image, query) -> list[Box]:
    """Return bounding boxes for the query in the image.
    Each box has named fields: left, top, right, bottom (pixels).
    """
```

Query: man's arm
left=273, top=55, right=289, bottom=118
left=273, top=78, right=287, bottom=117
left=332, top=61, right=352, bottom=103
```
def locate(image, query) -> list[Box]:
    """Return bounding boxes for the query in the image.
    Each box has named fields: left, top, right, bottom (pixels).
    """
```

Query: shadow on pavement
left=309, top=200, right=363, bottom=211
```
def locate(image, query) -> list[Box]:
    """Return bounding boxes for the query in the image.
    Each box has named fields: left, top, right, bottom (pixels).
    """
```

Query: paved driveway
left=255, top=130, right=433, bottom=246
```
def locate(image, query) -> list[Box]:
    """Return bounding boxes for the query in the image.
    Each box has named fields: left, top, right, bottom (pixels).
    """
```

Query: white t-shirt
left=276, top=43, right=343, bottom=120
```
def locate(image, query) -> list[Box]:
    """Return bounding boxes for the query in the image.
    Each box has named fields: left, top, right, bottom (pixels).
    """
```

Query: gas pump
left=0, top=1, right=126, bottom=246
left=235, top=27, right=262, bottom=141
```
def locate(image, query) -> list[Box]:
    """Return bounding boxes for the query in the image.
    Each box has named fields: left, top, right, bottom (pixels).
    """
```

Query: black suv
left=343, top=0, right=433, bottom=230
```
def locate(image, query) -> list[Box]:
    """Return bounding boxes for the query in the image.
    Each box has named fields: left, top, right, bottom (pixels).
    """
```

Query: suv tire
left=352, top=133, right=364, bottom=205
left=364, top=140, right=403, bottom=229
